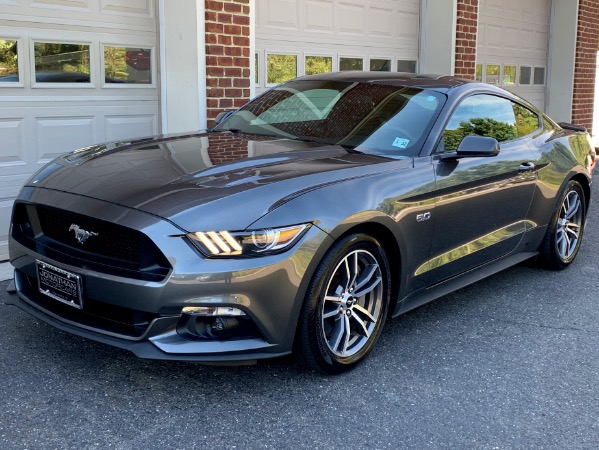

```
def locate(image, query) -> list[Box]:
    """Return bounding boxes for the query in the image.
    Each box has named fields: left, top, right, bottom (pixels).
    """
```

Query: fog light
left=182, top=306, right=246, bottom=316
left=207, top=317, right=239, bottom=339
left=177, top=306, right=260, bottom=341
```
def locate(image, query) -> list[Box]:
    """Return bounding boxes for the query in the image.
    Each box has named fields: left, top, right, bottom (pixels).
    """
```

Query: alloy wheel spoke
left=328, top=317, right=345, bottom=352
left=341, top=315, right=351, bottom=354
left=348, top=252, right=359, bottom=290
left=354, top=264, right=378, bottom=291
left=565, top=195, right=580, bottom=220
left=565, top=224, right=579, bottom=239
left=353, top=304, right=376, bottom=323
left=321, top=248, right=385, bottom=357
left=559, top=232, right=570, bottom=257
left=323, top=306, right=340, bottom=319
left=324, top=295, right=342, bottom=304
left=343, top=259, right=352, bottom=291
left=353, top=275, right=382, bottom=298
left=351, top=310, right=370, bottom=337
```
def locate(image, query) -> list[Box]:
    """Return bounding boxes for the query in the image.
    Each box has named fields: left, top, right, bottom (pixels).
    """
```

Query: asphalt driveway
left=1, top=170, right=598, bottom=449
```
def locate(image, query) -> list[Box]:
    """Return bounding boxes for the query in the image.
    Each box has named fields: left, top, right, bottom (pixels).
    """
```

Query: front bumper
left=8, top=188, right=333, bottom=362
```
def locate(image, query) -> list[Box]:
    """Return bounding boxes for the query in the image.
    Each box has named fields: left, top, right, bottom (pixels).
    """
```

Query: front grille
left=12, top=202, right=171, bottom=281
left=38, top=205, right=143, bottom=264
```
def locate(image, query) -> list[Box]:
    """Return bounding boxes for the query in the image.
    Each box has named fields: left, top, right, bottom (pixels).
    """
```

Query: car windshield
left=214, top=79, right=446, bottom=156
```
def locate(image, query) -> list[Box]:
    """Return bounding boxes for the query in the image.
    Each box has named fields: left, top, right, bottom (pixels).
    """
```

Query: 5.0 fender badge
left=69, top=224, right=99, bottom=244
left=416, top=212, right=432, bottom=222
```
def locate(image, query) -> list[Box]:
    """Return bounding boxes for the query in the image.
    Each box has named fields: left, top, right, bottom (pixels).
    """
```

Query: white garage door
left=476, top=0, right=550, bottom=110
left=0, top=0, right=159, bottom=260
left=255, top=0, right=420, bottom=94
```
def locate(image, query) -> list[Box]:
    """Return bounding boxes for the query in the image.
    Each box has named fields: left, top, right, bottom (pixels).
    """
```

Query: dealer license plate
left=36, top=260, right=83, bottom=309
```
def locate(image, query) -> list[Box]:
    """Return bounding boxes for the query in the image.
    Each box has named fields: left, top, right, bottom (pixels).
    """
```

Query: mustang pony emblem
left=69, top=224, right=98, bottom=244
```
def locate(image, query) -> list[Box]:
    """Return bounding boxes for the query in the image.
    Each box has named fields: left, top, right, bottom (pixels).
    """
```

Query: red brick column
left=571, top=0, right=599, bottom=133
left=205, top=0, right=251, bottom=127
left=454, top=0, right=479, bottom=80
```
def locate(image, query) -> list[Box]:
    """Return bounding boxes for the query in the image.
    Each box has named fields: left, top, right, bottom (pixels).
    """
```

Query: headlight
left=188, top=224, right=311, bottom=257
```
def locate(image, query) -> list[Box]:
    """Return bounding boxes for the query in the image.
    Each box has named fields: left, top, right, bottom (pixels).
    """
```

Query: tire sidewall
left=299, top=233, right=391, bottom=373
left=549, top=180, right=586, bottom=268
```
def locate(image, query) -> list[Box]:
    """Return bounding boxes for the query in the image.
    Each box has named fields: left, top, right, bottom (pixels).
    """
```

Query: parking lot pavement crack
left=477, top=315, right=599, bottom=335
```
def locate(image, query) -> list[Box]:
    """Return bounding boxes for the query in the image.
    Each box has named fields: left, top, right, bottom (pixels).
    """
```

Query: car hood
left=27, top=132, right=402, bottom=231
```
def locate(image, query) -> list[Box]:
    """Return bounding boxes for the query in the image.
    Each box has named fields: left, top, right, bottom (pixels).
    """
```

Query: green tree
left=444, top=117, right=517, bottom=151
left=305, top=56, right=332, bottom=75
left=0, top=40, right=18, bottom=76
left=267, top=55, right=297, bottom=84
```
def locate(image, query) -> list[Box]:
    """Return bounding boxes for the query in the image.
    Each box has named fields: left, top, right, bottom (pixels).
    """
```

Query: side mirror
left=441, top=135, right=500, bottom=160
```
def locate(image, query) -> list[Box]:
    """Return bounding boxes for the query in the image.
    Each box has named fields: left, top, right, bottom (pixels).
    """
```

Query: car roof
left=293, top=71, right=474, bottom=92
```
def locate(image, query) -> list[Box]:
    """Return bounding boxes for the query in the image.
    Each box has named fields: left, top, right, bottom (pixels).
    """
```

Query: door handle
left=518, top=162, right=535, bottom=172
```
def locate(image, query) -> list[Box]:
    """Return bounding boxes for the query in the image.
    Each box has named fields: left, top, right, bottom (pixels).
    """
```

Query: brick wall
left=205, top=0, right=251, bottom=127
left=571, top=0, right=599, bottom=133
left=454, top=0, right=479, bottom=79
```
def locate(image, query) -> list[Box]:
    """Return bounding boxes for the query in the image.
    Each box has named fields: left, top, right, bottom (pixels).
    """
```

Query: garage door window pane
left=503, top=65, right=516, bottom=85
left=485, top=64, right=500, bottom=85
left=255, top=53, right=259, bottom=84
left=397, top=60, right=416, bottom=73
left=305, top=56, right=332, bottom=75
left=534, top=67, right=545, bottom=85
left=34, top=43, right=91, bottom=83
left=0, top=39, right=18, bottom=82
left=519, top=66, right=532, bottom=85
left=267, top=54, right=297, bottom=84
left=475, top=64, right=482, bottom=82
left=104, top=47, right=152, bottom=84
left=370, top=59, right=391, bottom=71
left=340, top=57, right=363, bottom=71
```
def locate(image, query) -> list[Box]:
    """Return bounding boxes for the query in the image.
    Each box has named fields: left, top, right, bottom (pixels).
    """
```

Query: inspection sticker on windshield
left=392, top=137, right=410, bottom=149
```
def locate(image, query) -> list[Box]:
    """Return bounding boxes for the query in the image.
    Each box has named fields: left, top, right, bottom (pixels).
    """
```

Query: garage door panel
left=104, top=113, right=157, bottom=142
left=258, top=0, right=419, bottom=45
left=262, top=0, right=298, bottom=29
left=0, top=118, right=25, bottom=165
left=304, top=0, right=333, bottom=34
left=1, top=0, right=155, bottom=30
left=100, top=0, right=154, bottom=18
left=477, top=0, right=549, bottom=111
left=486, top=24, right=502, bottom=49
left=257, top=0, right=420, bottom=92
left=338, top=2, right=365, bottom=35
left=0, top=200, right=14, bottom=262
left=369, top=6, right=395, bottom=38
left=0, top=3, right=158, bottom=260
left=35, top=116, right=96, bottom=162
left=30, top=0, right=91, bottom=12
left=0, top=174, right=30, bottom=200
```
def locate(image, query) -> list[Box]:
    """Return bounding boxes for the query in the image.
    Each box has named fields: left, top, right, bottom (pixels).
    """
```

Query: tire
left=539, top=180, right=586, bottom=270
left=295, top=233, right=391, bottom=374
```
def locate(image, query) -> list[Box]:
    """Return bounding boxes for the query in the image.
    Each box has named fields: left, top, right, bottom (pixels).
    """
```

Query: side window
left=512, top=102, right=540, bottom=137
left=443, top=94, right=518, bottom=152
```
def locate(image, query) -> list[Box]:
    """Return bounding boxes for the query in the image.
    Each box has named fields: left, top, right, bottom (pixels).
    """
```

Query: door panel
left=417, top=93, right=541, bottom=285
left=421, top=140, right=537, bottom=284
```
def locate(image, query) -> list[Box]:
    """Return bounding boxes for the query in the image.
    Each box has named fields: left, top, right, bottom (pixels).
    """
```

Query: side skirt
left=392, top=251, right=538, bottom=318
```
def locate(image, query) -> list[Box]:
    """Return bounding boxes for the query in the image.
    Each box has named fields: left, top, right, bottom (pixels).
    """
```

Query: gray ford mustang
left=8, top=72, right=596, bottom=374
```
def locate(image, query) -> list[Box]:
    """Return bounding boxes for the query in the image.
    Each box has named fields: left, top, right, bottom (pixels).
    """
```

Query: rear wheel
left=296, top=233, right=391, bottom=374
left=539, top=180, right=586, bottom=270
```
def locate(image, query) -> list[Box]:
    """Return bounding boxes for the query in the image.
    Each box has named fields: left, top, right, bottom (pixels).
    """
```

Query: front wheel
left=539, top=180, right=586, bottom=270
left=295, top=233, right=391, bottom=374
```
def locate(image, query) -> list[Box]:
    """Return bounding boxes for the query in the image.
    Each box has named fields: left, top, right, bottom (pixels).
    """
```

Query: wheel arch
left=325, top=220, right=403, bottom=316
left=570, top=172, right=591, bottom=211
